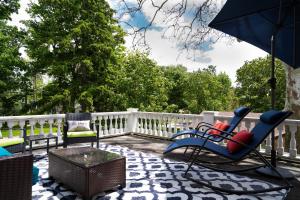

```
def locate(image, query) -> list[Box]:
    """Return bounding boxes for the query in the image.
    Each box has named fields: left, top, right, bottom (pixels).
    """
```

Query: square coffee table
left=48, top=147, right=126, bottom=200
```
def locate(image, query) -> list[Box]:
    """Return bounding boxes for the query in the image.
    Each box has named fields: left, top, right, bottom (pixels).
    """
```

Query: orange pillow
left=227, top=130, right=253, bottom=153
left=208, top=120, right=230, bottom=135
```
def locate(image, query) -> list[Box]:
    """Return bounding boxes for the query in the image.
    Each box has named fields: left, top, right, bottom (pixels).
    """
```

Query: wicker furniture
left=0, top=153, right=33, bottom=200
left=49, top=147, right=126, bottom=200
left=27, top=134, right=58, bottom=153
left=63, top=113, right=99, bottom=148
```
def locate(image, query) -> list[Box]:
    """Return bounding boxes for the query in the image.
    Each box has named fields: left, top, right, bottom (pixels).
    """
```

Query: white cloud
left=11, top=0, right=267, bottom=85
left=125, top=29, right=267, bottom=84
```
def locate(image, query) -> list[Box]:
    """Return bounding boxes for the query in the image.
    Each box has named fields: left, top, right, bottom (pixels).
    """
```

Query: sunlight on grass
left=1, top=127, right=59, bottom=138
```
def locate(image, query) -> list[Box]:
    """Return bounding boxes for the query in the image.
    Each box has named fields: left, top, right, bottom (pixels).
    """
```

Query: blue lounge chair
left=171, top=106, right=251, bottom=142
left=164, top=110, right=293, bottom=194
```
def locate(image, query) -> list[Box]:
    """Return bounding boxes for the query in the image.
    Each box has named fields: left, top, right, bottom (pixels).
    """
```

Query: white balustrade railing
left=0, top=109, right=299, bottom=161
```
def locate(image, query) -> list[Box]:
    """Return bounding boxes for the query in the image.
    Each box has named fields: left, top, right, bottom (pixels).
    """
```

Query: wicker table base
left=49, top=147, right=126, bottom=200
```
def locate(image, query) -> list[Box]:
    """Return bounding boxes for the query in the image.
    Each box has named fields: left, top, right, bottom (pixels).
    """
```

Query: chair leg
left=184, top=149, right=201, bottom=176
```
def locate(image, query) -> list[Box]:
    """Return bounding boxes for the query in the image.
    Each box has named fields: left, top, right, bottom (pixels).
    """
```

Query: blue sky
left=11, top=0, right=267, bottom=84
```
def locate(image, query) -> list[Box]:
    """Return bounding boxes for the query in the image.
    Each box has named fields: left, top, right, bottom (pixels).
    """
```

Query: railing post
left=7, top=120, right=14, bottom=138
left=19, top=120, right=25, bottom=138
left=56, top=118, right=62, bottom=137
left=38, top=119, right=45, bottom=136
left=48, top=118, right=54, bottom=136
left=202, top=111, right=215, bottom=132
left=289, top=124, right=297, bottom=158
left=126, top=108, right=139, bottom=133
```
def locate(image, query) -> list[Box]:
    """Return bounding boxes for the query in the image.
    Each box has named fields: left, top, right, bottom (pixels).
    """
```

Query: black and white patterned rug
left=32, top=144, right=287, bottom=200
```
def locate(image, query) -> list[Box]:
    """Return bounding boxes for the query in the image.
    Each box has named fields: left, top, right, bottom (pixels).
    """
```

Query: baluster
left=48, top=118, right=54, bottom=136
left=158, top=116, right=162, bottom=136
left=38, top=119, right=45, bottom=136
left=153, top=117, right=157, bottom=136
left=161, top=116, right=166, bottom=137
left=104, top=116, right=108, bottom=135
left=145, top=115, right=149, bottom=135
left=265, top=134, right=272, bottom=154
left=56, top=118, right=62, bottom=137
left=149, top=115, right=153, bottom=135
left=277, top=125, right=284, bottom=156
left=245, top=120, right=251, bottom=131
left=124, top=116, right=128, bottom=133
left=19, top=120, right=25, bottom=138
left=0, top=122, right=2, bottom=138
left=168, top=116, right=173, bottom=138
left=173, top=117, right=178, bottom=134
left=289, top=124, right=297, bottom=158
left=92, top=116, right=97, bottom=132
left=98, top=116, right=103, bottom=136
left=115, top=115, right=119, bottom=134
left=120, top=115, right=124, bottom=133
left=141, top=116, right=145, bottom=134
left=109, top=116, right=113, bottom=135
left=7, top=120, right=14, bottom=138
left=29, top=119, right=36, bottom=136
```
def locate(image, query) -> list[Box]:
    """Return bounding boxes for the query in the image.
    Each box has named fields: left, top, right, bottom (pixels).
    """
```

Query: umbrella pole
left=270, top=35, right=277, bottom=167
left=256, top=34, right=294, bottom=179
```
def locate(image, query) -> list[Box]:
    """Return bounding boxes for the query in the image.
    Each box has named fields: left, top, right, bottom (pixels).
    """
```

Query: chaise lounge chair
left=171, top=106, right=251, bottom=142
left=164, top=110, right=293, bottom=194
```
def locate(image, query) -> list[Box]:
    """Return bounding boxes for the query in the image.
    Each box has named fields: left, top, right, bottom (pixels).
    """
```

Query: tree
left=116, top=51, right=170, bottom=112
left=235, top=56, right=286, bottom=112
left=183, top=65, right=233, bottom=113
left=25, top=0, right=125, bottom=113
left=0, top=0, right=30, bottom=115
left=115, top=0, right=220, bottom=51
left=162, top=65, right=188, bottom=112
left=0, top=0, right=19, bottom=20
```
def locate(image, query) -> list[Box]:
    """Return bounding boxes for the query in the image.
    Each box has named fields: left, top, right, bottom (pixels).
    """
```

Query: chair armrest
left=195, top=122, right=214, bottom=130
left=201, top=124, right=234, bottom=138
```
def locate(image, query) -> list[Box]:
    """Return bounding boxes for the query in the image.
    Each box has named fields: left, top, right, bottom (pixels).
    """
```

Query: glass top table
left=48, top=147, right=126, bottom=199
left=50, top=147, right=123, bottom=168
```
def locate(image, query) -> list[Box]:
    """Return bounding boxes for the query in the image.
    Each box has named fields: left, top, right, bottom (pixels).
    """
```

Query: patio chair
left=0, top=128, right=26, bottom=153
left=63, top=113, right=99, bottom=148
left=0, top=150, right=33, bottom=200
left=171, top=106, right=251, bottom=142
left=164, top=110, right=293, bottom=194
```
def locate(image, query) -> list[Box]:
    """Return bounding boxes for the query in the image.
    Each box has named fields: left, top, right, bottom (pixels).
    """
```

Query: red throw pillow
left=227, top=130, right=253, bottom=153
left=208, top=120, right=230, bottom=136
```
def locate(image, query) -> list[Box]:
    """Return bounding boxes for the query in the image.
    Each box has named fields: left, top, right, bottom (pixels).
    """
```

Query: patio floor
left=33, top=134, right=300, bottom=199
left=98, top=134, right=300, bottom=200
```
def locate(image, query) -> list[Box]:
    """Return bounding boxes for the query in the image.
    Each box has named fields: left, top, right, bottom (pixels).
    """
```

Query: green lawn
left=1, top=127, right=59, bottom=138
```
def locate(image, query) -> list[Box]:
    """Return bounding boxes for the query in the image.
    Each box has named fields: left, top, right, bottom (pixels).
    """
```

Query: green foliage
left=183, top=66, right=234, bottom=113
left=0, top=11, right=29, bottom=115
left=235, top=56, right=286, bottom=112
left=116, top=52, right=170, bottom=112
left=0, top=0, right=19, bottom=20
left=25, top=0, right=125, bottom=113
left=162, top=65, right=188, bottom=112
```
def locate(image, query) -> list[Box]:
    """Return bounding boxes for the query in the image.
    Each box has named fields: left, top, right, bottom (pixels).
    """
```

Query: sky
left=10, top=0, right=267, bottom=84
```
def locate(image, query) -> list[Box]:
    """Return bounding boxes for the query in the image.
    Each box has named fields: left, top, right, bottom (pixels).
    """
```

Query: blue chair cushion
left=0, top=147, right=12, bottom=157
left=234, top=106, right=250, bottom=117
left=260, top=110, right=288, bottom=124
left=32, top=165, right=39, bottom=185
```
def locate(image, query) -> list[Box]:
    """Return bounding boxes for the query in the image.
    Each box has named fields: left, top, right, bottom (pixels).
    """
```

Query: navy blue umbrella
left=209, top=0, right=300, bottom=178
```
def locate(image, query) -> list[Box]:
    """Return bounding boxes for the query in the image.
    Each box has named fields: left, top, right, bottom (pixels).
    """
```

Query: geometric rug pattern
left=32, top=143, right=287, bottom=200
